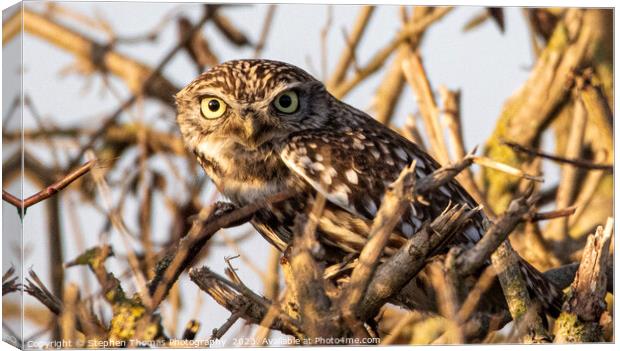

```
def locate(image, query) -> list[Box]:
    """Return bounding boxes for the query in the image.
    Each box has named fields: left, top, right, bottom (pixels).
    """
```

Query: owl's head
left=175, top=59, right=333, bottom=152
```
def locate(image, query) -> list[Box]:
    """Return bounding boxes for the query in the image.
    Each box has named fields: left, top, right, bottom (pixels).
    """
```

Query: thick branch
left=341, top=161, right=416, bottom=333
left=483, top=9, right=594, bottom=213
left=491, top=242, right=551, bottom=343
left=543, top=260, right=613, bottom=292
left=455, top=190, right=537, bottom=276
left=285, top=195, right=342, bottom=340
left=358, top=204, right=478, bottom=320
left=189, top=266, right=303, bottom=338
left=554, top=218, right=613, bottom=342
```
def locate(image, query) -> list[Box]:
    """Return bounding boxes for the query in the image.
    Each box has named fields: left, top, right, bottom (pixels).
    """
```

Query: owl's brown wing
left=279, top=127, right=484, bottom=243
left=279, top=127, right=565, bottom=316
left=281, top=128, right=410, bottom=219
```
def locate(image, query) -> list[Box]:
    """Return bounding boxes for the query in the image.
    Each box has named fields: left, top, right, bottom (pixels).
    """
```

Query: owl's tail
left=518, top=258, right=565, bottom=317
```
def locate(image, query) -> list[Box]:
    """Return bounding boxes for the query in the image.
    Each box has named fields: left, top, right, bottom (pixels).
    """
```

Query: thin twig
left=2, top=267, right=19, bottom=296
left=503, top=141, right=612, bottom=171
left=332, top=6, right=453, bottom=98
left=528, top=207, right=576, bottom=222
left=326, top=6, right=375, bottom=88
left=210, top=310, right=244, bottom=341
left=2, top=159, right=96, bottom=212
left=474, top=156, right=544, bottom=182
left=253, top=5, right=277, bottom=57
left=402, top=48, right=450, bottom=165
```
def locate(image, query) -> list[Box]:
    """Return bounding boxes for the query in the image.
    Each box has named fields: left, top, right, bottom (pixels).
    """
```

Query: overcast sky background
left=3, top=1, right=557, bottom=345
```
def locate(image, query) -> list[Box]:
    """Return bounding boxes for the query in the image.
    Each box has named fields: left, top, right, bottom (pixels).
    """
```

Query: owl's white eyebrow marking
left=345, top=169, right=358, bottom=185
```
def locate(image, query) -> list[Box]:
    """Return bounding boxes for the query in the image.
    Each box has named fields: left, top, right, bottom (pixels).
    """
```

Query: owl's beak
left=240, top=115, right=275, bottom=149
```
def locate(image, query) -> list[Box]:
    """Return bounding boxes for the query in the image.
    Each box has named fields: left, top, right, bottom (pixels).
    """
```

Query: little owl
left=175, top=59, right=562, bottom=316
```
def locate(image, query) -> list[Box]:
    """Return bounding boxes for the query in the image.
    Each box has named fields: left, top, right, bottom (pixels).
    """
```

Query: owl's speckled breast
left=194, top=139, right=293, bottom=206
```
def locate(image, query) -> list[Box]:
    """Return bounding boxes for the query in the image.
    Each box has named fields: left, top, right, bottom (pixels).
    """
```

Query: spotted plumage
left=175, top=59, right=563, bottom=316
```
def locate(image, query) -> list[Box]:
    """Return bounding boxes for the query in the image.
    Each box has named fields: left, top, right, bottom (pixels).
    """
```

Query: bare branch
left=402, top=49, right=451, bottom=165
left=253, top=5, right=277, bottom=57
left=326, top=6, right=375, bottom=88
left=359, top=204, right=478, bottom=320
left=554, top=218, right=613, bottom=342
left=66, top=6, right=216, bottom=168
left=456, top=189, right=537, bottom=276
left=332, top=7, right=453, bottom=98
left=503, top=141, right=612, bottom=171
left=491, top=242, right=551, bottom=343
left=3, top=159, right=96, bottom=213
left=213, top=10, right=252, bottom=47
left=189, top=266, right=302, bottom=338
left=24, top=270, right=62, bottom=316
left=148, top=191, right=294, bottom=310
left=341, top=161, right=416, bottom=334
left=2, top=267, right=19, bottom=296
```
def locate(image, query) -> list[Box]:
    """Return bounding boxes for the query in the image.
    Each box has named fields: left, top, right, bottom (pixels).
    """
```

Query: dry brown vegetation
left=2, top=4, right=613, bottom=347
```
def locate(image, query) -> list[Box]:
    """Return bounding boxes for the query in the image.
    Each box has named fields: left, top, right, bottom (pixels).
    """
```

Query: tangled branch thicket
left=2, top=4, right=613, bottom=347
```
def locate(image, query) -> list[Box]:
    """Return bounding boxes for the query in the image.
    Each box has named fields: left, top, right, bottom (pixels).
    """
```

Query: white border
left=0, top=1, right=617, bottom=351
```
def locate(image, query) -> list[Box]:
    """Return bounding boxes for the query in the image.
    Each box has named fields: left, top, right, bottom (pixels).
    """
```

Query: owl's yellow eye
left=200, top=97, right=227, bottom=119
left=273, top=91, right=299, bottom=114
